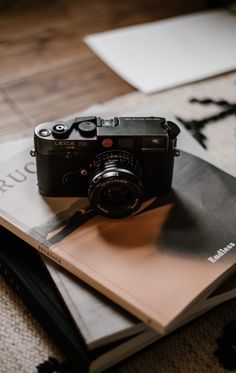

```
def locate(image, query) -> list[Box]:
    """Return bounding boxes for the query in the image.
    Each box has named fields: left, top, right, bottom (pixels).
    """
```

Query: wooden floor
left=0, top=0, right=209, bottom=141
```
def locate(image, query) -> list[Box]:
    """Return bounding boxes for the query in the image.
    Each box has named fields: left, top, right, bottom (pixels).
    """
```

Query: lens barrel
left=88, top=152, right=143, bottom=218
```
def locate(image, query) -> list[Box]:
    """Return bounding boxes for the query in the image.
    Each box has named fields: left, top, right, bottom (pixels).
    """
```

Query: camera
left=31, top=116, right=180, bottom=218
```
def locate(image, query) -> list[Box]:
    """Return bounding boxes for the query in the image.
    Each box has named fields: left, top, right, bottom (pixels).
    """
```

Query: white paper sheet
left=84, top=10, right=236, bottom=94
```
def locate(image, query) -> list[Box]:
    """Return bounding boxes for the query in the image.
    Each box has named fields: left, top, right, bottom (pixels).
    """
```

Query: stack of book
left=0, top=97, right=235, bottom=372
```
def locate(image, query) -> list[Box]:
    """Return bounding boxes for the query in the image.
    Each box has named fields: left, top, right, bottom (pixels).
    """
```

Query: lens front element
left=88, top=152, right=143, bottom=218
left=102, top=183, right=132, bottom=207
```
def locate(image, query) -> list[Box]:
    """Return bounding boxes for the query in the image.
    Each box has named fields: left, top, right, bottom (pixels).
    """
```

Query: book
left=1, top=95, right=235, bottom=345
left=0, top=117, right=236, bottom=371
left=2, top=224, right=236, bottom=373
left=0, top=108, right=236, bottom=337
left=0, top=225, right=89, bottom=373
left=1, top=225, right=168, bottom=373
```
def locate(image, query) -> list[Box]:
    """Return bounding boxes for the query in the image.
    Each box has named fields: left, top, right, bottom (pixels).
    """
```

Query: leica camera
left=31, top=116, right=180, bottom=218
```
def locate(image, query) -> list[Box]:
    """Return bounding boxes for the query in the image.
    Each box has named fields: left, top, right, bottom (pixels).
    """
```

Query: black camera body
left=32, top=116, right=180, bottom=218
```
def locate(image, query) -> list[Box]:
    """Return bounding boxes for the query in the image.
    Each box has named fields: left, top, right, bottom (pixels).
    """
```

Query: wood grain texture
left=0, top=89, right=29, bottom=139
left=4, top=57, right=133, bottom=126
left=0, top=0, right=208, bottom=140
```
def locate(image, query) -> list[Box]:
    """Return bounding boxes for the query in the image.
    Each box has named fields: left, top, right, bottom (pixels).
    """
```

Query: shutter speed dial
left=78, top=121, right=96, bottom=137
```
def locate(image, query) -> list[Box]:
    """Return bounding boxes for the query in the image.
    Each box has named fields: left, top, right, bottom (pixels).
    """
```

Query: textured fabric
left=0, top=275, right=64, bottom=373
left=118, top=300, right=236, bottom=373
left=1, top=72, right=236, bottom=372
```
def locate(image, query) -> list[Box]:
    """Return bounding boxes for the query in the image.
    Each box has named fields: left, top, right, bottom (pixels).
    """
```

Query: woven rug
left=1, top=71, right=236, bottom=372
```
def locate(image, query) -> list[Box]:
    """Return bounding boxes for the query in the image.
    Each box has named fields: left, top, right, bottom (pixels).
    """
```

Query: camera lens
left=102, top=184, right=131, bottom=207
left=88, top=151, right=144, bottom=218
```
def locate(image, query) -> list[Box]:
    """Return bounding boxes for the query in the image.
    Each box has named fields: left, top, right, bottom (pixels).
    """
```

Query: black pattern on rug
left=215, top=320, right=236, bottom=371
left=177, top=98, right=236, bottom=148
left=37, top=357, right=70, bottom=373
